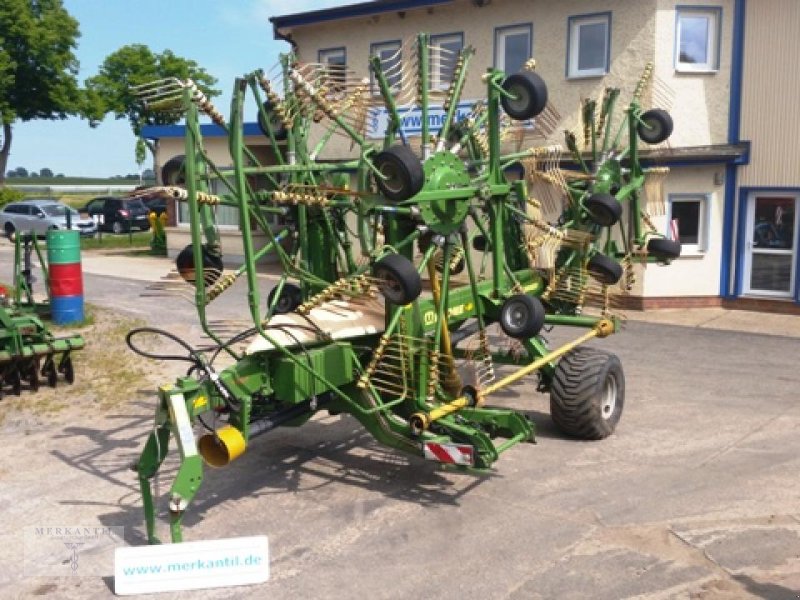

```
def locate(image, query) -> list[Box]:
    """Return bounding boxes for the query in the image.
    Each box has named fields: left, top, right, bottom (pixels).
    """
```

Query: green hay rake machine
left=130, top=34, right=680, bottom=543
left=0, top=235, right=82, bottom=397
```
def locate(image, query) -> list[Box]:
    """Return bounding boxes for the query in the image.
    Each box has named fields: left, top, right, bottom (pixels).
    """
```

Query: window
left=430, top=33, right=464, bottom=90
left=370, top=40, right=402, bottom=94
left=675, top=7, right=721, bottom=72
left=667, top=194, right=710, bottom=253
left=318, top=47, right=347, bottom=92
left=495, top=24, right=532, bottom=75
left=567, top=13, right=611, bottom=78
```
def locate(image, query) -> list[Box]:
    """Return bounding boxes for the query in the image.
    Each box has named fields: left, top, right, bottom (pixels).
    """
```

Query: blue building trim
left=141, top=123, right=263, bottom=139
left=271, top=0, right=454, bottom=33
left=719, top=0, right=747, bottom=299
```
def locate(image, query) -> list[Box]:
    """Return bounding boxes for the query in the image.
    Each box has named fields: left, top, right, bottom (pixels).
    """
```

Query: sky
left=9, top=0, right=355, bottom=178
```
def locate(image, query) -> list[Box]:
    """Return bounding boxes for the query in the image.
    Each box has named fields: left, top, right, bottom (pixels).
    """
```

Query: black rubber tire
left=267, top=283, right=302, bottom=314
left=499, top=294, right=546, bottom=339
left=647, top=237, right=682, bottom=260
left=587, top=253, right=623, bottom=285
left=161, top=154, right=187, bottom=186
left=373, top=254, right=422, bottom=305
left=4, top=223, right=14, bottom=240
left=472, top=234, right=488, bottom=252
left=550, top=347, right=624, bottom=440
left=501, top=71, right=548, bottom=121
left=176, top=244, right=224, bottom=286
left=257, top=100, right=288, bottom=141
left=585, top=193, right=622, bottom=227
left=373, top=145, right=424, bottom=202
left=637, top=109, right=674, bottom=144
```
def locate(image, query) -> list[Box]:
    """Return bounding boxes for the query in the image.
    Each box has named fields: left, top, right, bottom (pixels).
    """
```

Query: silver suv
left=1, top=198, right=97, bottom=239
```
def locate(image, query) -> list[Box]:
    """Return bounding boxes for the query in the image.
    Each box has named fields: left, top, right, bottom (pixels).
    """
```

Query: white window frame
left=494, top=23, right=532, bottom=75
left=667, top=193, right=711, bottom=254
left=430, top=32, right=464, bottom=91
left=176, top=175, right=241, bottom=230
left=566, top=12, right=611, bottom=79
left=675, top=6, right=721, bottom=73
left=370, top=40, right=402, bottom=95
left=318, top=46, right=347, bottom=92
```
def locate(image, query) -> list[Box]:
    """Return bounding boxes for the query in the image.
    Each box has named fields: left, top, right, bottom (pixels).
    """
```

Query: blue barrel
left=47, top=230, right=84, bottom=324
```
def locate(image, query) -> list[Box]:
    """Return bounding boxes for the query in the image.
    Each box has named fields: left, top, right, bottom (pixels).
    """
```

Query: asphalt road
left=1, top=248, right=799, bottom=599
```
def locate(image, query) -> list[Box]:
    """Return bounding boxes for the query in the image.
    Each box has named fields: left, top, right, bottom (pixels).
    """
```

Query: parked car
left=81, top=196, right=150, bottom=234
left=140, top=194, right=167, bottom=216
left=1, top=199, right=97, bottom=239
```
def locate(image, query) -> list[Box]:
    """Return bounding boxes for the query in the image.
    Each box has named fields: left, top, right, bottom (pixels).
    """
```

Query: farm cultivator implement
left=0, top=235, right=82, bottom=397
left=130, top=34, right=680, bottom=543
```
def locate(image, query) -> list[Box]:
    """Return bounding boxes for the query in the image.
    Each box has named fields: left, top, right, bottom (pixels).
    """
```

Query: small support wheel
left=472, top=234, right=488, bottom=252
left=500, top=71, right=548, bottom=121
left=499, top=294, right=546, bottom=339
left=550, top=347, right=625, bottom=439
left=587, top=253, right=623, bottom=285
left=647, top=237, right=682, bottom=261
left=257, top=100, right=288, bottom=141
left=373, top=145, right=424, bottom=202
left=176, top=244, right=224, bottom=287
left=585, top=193, right=622, bottom=227
left=161, top=154, right=186, bottom=186
left=267, top=283, right=302, bottom=314
left=637, top=109, right=673, bottom=144
left=373, top=254, right=422, bottom=305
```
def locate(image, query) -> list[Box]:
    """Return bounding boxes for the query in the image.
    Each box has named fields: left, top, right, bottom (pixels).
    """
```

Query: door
left=743, top=193, right=799, bottom=297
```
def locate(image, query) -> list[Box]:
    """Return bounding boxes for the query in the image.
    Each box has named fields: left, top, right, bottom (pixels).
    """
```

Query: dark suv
left=82, top=196, right=150, bottom=234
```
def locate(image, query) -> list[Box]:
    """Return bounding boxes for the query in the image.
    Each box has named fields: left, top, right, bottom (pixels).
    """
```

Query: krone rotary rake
left=128, top=34, right=680, bottom=543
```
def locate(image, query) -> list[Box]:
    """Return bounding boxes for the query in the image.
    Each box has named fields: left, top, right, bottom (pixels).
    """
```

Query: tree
left=14, top=167, right=28, bottom=178
left=40, top=167, right=54, bottom=178
left=0, top=0, right=84, bottom=185
left=86, top=45, right=219, bottom=160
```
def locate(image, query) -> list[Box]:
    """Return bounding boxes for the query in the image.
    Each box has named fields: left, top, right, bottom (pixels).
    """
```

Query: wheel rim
left=506, top=302, right=526, bottom=332
left=377, top=270, right=403, bottom=303
left=378, top=162, right=404, bottom=195
left=643, top=118, right=663, bottom=141
left=601, top=375, right=618, bottom=420
left=505, top=83, right=530, bottom=114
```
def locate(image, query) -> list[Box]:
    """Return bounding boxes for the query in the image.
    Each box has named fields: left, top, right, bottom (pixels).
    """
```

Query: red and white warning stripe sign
left=422, top=442, right=475, bottom=466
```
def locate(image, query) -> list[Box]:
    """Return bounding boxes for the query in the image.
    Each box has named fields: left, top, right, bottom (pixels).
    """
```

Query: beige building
left=143, top=0, right=800, bottom=312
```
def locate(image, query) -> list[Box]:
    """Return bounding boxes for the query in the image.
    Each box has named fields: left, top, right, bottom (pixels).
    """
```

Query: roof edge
left=270, top=0, right=455, bottom=34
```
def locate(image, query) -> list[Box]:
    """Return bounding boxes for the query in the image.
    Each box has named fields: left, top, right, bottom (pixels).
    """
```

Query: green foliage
left=86, top=44, right=219, bottom=137
left=135, top=136, right=147, bottom=167
left=0, top=0, right=83, bottom=124
left=0, top=186, right=24, bottom=206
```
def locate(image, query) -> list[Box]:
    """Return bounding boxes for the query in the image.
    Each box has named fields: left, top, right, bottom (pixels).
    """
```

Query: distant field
left=7, top=177, right=156, bottom=186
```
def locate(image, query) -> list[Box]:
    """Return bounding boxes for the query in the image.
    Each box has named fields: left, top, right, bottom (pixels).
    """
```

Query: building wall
left=643, top=165, right=725, bottom=296
left=288, top=0, right=734, bottom=158
left=738, top=0, right=800, bottom=188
